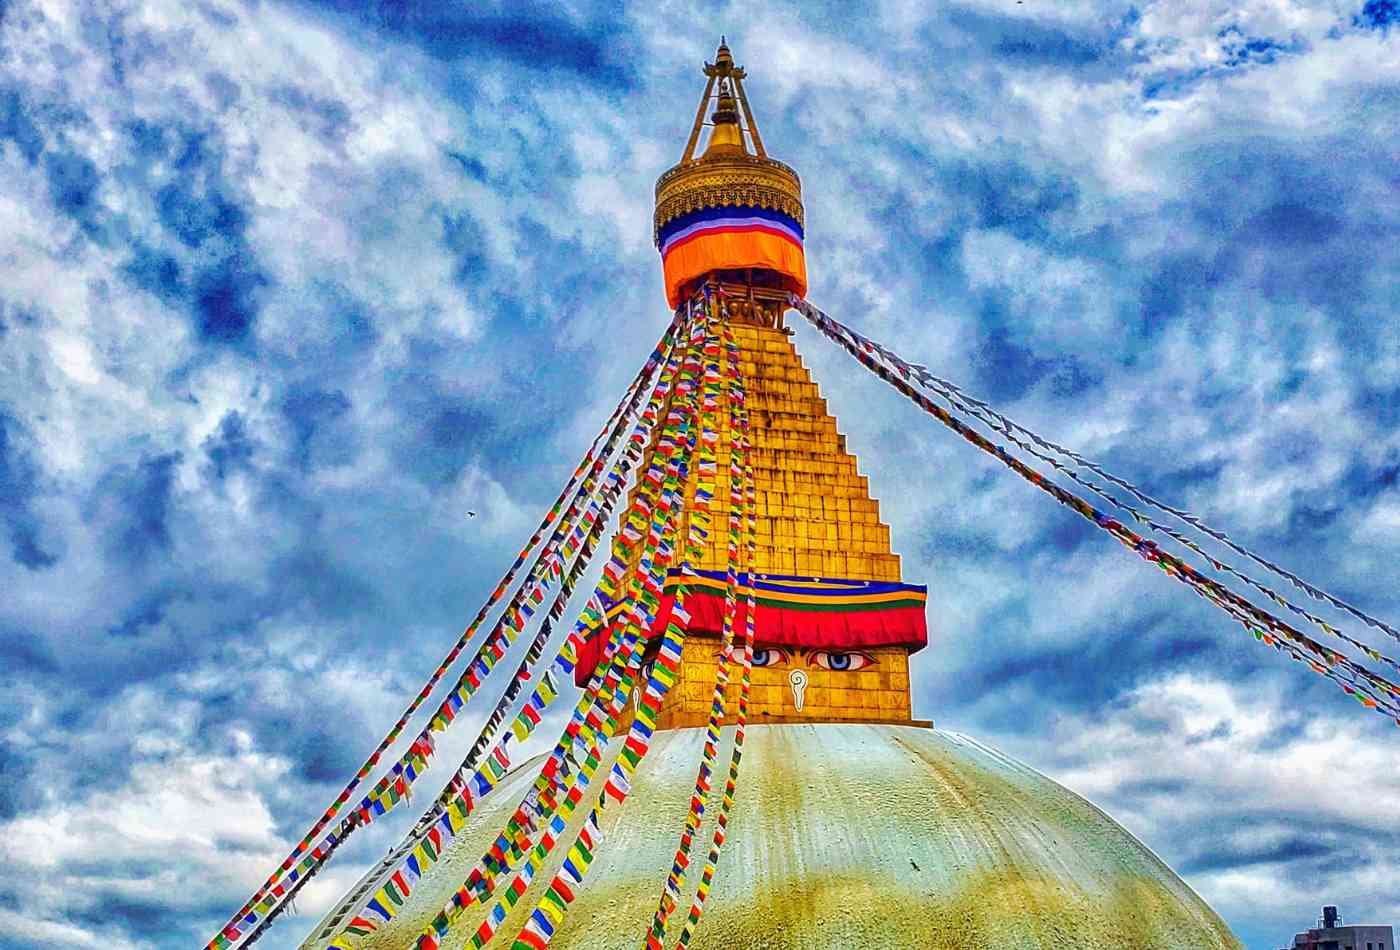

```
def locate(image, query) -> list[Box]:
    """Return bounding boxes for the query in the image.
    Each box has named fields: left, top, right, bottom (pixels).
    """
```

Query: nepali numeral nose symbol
left=788, top=668, right=809, bottom=711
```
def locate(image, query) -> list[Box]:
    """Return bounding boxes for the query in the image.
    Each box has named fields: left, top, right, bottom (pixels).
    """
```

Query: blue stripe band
left=657, top=204, right=804, bottom=248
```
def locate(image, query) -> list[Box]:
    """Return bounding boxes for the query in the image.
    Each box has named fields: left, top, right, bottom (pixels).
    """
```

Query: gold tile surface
left=620, top=320, right=920, bottom=729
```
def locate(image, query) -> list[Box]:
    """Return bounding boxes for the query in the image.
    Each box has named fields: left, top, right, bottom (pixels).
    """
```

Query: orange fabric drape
left=662, top=229, right=807, bottom=306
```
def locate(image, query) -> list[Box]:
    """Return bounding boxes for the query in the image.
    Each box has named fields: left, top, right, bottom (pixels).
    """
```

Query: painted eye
left=812, top=651, right=874, bottom=671
left=750, top=647, right=790, bottom=668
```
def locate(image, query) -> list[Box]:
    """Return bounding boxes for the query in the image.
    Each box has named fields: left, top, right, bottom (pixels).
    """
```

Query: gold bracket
left=680, top=73, right=716, bottom=164
left=731, top=74, right=766, bottom=158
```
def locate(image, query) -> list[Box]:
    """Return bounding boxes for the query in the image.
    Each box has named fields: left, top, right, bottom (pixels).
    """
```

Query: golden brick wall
left=684, top=322, right=902, bottom=582
left=655, top=636, right=913, bottom=731
left=637, top=319, right=919, bottom=730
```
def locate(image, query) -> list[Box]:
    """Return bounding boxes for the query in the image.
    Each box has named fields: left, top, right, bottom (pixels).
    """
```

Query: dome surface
left=303, top=723, right=1240, bottom=950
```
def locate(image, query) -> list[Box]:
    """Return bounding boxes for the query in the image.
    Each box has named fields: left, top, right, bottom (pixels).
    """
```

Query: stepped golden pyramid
left=651, top=321, right=919, bottom=731
left=303, top=41, right=1241, bottom=950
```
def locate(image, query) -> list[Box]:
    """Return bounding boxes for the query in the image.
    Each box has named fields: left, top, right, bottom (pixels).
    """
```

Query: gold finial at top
left=676, top=39, right=768, bottom=163
left=654, top=40, right=802, bottom=245
left=713, top=36, right=733, bottom=70
left=704, top=75, right=746, bottom=157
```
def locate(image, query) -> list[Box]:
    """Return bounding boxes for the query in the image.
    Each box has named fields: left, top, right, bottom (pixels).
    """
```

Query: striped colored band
left=589, top=570, right=927, bottom=624
left=657, top=205, right=804, bottom=254
left=660, top=217, right=804, bottom=258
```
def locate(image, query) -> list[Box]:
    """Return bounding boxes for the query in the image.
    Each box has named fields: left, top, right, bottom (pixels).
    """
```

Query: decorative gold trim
left=653, top=155, right=804, bottom=245
left=656, top=153, right=800, bottom=194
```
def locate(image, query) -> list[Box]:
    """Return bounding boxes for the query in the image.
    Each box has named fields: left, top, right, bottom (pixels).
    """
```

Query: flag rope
left=671, top=303, right=757, bottom=950
left=793, top=297, right=1400, bottom=725
left=674, top=447, right=756, bottom=950
left=207, top=309, right=687, bottom=950
left=313, top=438, right=631, bottom=946
left=496, top=292, right=725, bottom=950
left=461, top=308, right=712, bottom=949
left=790, top=296, right=1400, bottom=654
left=314, top=307, right=701, bottom=948
left=399, top=299, right=709, bottom=949
left=647, top=298, right=749, bottom=948
left=791, top=298, right=1400, bottom=678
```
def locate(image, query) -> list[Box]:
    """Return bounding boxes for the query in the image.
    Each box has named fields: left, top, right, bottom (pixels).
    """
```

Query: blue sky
left=1, top=2, right=1398, bottom=948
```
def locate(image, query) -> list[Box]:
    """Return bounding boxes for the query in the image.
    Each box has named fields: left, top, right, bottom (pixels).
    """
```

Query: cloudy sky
left=1, top=1, right=1398, bottom=948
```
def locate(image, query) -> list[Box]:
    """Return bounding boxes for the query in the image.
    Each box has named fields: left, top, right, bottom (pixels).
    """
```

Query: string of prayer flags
left=460, top=304, right=712, bottom=949
left=457, top=408, right=697, bottom=943
left=319, top=314, right=702, bottom=947
left=402, top=304, right=710, bottom=949
left=495, top=293, right=725, bottom=949
left=346, top=312, right=693, bottom=830
left=794, top=296, right=1400, bottom=727
left=677, top=415, right=759, bottom=950
left=213, top=310, right=690, bottom=950
left=648, top=307, right=749, bottom=947
left=804, top=299, right=1399, bottom=676
left=796, top=294, right=1400, bottom=657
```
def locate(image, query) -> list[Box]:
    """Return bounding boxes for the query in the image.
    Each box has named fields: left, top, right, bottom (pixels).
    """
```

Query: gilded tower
left=577, top=40, right=929, bottom=729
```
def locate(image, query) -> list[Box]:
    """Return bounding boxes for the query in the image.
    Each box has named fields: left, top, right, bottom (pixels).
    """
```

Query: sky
left=0, top=1, right=1398, bottom=948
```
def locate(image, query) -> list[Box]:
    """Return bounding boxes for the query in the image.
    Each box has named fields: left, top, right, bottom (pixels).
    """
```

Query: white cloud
left=0, top=908, right=143, bottom=950
left=0, top=746, right=287, bottom=914
left=961, top=227, right=1116, bottom=339
left=1007, top=671, right=1400, bottom=939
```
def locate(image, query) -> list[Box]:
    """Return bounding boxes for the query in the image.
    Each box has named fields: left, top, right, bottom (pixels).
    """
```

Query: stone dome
left=302, top=723, right=1240, bottom=949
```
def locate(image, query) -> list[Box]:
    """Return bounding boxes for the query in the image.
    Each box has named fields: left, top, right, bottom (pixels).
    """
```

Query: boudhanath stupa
left=295, top=40, right=1241, bottom=950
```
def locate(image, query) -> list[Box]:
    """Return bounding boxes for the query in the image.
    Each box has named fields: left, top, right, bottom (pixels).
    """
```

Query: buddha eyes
left=811, top=651, right=875, bottom=671
left=750, top=647, right=789, bottom=668
left=714, top=648, right=873, bottom=670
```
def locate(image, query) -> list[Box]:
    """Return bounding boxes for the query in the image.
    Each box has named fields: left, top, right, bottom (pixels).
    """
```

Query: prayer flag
left=344, top=917, right=376, bottom=936
left=366, top=895, right=396, bottom=923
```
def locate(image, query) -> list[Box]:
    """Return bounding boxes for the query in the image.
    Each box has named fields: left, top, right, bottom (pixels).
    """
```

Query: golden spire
left=702, top=75, right=746, bottom=157
left=653, top=40, right=806, bottom=308
left=678, top=37, right=768, bottom=163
